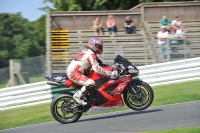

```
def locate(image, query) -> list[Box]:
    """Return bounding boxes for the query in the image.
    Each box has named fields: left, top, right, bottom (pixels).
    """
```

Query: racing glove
left=111, top=70, right=118, bottom=76
left=110, top=70, right=119, bottom=79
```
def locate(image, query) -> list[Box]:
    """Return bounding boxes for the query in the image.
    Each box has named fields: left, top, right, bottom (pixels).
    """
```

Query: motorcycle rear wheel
left=50, top=94, right=82, bottom=124
left=123, top=81, right=154, bottom=110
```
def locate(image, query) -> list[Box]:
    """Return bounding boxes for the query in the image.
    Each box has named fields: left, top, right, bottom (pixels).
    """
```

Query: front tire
left=50, top=94, right=82, bottom=124
left=123, top=81, right=154, bottom=110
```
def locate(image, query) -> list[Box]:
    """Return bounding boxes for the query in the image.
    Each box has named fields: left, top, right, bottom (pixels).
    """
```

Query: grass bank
left=0, top=80, right=200, bottom=130
left=140, top=126, right=200, bottom=133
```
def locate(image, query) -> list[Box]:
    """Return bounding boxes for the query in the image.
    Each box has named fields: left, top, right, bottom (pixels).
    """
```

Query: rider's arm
left=87, top=54, right=112, bottom=77
left=96, top=56, right=103, bottom=64
left=96, top=56, right=110, bottom=65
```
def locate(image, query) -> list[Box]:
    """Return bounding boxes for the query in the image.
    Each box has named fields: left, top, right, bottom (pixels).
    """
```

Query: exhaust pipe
left=46, top=81, right=60, bottom=86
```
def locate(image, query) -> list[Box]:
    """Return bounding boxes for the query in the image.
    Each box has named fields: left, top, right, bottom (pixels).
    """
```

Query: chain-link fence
left=0, top=67, right=10, bottom=88
left=20, top=55, right=46, bottom=77
left=155, top=38, right=199, bottom=63
left=0, top=55, right=46, bottom=88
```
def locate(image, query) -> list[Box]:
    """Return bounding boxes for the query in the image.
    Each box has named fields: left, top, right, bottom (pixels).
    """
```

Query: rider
left=66, top=37, right=118, bottom=105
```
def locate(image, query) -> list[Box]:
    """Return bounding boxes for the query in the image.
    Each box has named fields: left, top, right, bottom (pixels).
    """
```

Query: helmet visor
left=95, top=43, right=103, bottom=52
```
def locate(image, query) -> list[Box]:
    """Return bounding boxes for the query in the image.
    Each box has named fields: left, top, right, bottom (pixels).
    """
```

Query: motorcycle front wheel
left=123, top=81, right=154, bottom=110
left=50, top=94, right=82, bottom=124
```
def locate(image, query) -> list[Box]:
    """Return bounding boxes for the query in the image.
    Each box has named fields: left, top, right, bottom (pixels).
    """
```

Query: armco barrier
left=0, top=57, right=200, bottom=111
left=0, top=83, right=75, bottom=111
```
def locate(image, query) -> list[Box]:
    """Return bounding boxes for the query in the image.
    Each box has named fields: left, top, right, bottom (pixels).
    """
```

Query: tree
left=34, top=15, right=46, bottom=55
left=0, top=13, right=44, bottom=68
left=43, top=0, right=199, bottom=11
left=43, top=0, right=140, bottom=11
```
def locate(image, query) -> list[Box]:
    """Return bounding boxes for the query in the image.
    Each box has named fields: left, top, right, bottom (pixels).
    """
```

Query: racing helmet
left=88, top=37, right=103, bottom=55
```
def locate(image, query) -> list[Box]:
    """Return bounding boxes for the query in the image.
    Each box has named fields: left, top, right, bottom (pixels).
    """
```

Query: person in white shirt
left=157, top=26, right=169, bottom=59
left=176, top=26, right=186, bottom=38
left=171, top=16, right=182, bottom=31
left=176, top=26, right=187, bottom=45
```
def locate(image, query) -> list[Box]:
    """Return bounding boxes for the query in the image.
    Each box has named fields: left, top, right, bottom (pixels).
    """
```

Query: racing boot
left=73, top=86, right=87, bottom=105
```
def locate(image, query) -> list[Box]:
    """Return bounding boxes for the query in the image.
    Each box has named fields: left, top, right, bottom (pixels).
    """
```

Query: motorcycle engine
left=94, top=91, right=108, bottom=106
left=95, top=85, right=117, bottom=106
left=105, top=85, right=117, bottom=95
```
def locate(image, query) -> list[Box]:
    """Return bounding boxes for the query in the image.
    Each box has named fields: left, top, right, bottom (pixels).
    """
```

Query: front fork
left=127, top=79, right=142, bottom=99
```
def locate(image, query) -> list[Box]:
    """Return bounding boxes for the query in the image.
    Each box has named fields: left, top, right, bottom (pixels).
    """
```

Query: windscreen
left=114, top=54, right=132, bottom=67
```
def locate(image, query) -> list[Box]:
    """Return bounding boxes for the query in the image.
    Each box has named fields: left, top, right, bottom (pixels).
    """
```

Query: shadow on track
left=77, top=109, right=162, bottom=123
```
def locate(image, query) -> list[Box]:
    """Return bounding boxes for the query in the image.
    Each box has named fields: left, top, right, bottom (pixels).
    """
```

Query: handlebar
left=113, top=63, right=139, bottom=75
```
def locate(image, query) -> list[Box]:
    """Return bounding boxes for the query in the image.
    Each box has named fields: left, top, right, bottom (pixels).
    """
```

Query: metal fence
left=20, top=55, right=46, bottom=77
left=0, top=67, right=10, bottom=85
left=0, top=55, right=46, bottom=88
left=156, top=38, right=192, bottom=62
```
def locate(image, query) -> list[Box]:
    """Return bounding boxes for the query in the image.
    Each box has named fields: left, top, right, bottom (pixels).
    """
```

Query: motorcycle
left=45, top=55, right=154, bottom=124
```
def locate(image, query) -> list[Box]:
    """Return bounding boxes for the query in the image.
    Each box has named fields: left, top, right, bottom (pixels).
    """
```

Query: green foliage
left=44, top=0, right=198, bottom=11
left=140, top=0, right=197, bottom=2
left=44, top=0, right=141, bottom=11
left=43, top=0, right=198, bottom=11
left=139, top=0, right=154, bottom=2
left=0, top=13, right=45, bottom=68
left=140, top=127, right=200, bottom=133
left=34, top=15, right=46, bottom=54
left=43, top=0, right=82, bottom=11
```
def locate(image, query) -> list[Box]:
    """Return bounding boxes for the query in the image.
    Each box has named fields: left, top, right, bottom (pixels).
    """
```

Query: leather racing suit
left=67, top=48, right=112, bottom=86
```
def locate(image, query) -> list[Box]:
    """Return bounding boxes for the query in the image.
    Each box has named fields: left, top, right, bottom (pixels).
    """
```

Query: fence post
left=46, top=9, right=51, bottom=76
left=166, top=39, right=170, bottom=62
left=6, top=60, right=27, bottom=87
left=9, top=60, right=14, bottom=87
left=144, top=40, right=148, bottom=65
left=142, top=22, right=158, bottom=64
left=183, top=38, right=187, bottom=59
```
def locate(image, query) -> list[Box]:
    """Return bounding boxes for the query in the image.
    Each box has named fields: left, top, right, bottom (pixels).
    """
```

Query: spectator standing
left=171, top=16, right=182, bottom=31
left=168, top=29, right=179, bottom=53
left=159, top=16, right=171, bottom=32
left=157, top=26, right=169, bottom=59
left=106, top=15, right=116, bottom=35
left=124, top=16, right=136, bottom=34
left=93, top=17, right=103, bottom=35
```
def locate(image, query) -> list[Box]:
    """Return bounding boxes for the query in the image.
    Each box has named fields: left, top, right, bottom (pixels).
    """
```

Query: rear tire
left=123, top=81, right=154, bottom=110
left=50, top=94, right=82, bottom=124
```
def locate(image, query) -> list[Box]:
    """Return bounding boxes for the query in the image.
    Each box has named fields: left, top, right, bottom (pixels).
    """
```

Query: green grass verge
left=0, top=80, right=200, bottom=130
left=0, top=80, right=8, bottom=89
left=29, top=75, right=45, bottom=83
left=140, top=126, right=200, bottom=133
left=0, top=75, right=45, bottom=89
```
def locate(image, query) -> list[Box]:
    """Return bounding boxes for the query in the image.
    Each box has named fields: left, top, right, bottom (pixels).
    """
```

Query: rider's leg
left=68, top=71, right=95, bottom=105
left=73, top=79, right=95, bottom=105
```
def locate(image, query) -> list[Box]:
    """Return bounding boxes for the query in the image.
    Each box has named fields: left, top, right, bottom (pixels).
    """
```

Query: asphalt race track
left=1, top=101, right=200, bottom=133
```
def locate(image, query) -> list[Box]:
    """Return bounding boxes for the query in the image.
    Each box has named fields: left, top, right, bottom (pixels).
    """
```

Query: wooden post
left=9, top=60, right=14, bottom=87
left=183, top=38, right=187, bottom=59
left=73, top=15, right=76, bottom=30
left=6, top=59, right=27, bottom=87
left=15, top=71, right=26, bottom=84
left=166, top=39, right=170, bottom=62
left=141, top=5, right=144, bottom=22
left=144, top=40, right=148, bottom=65
left=46, top=9, right=51, bottom=76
